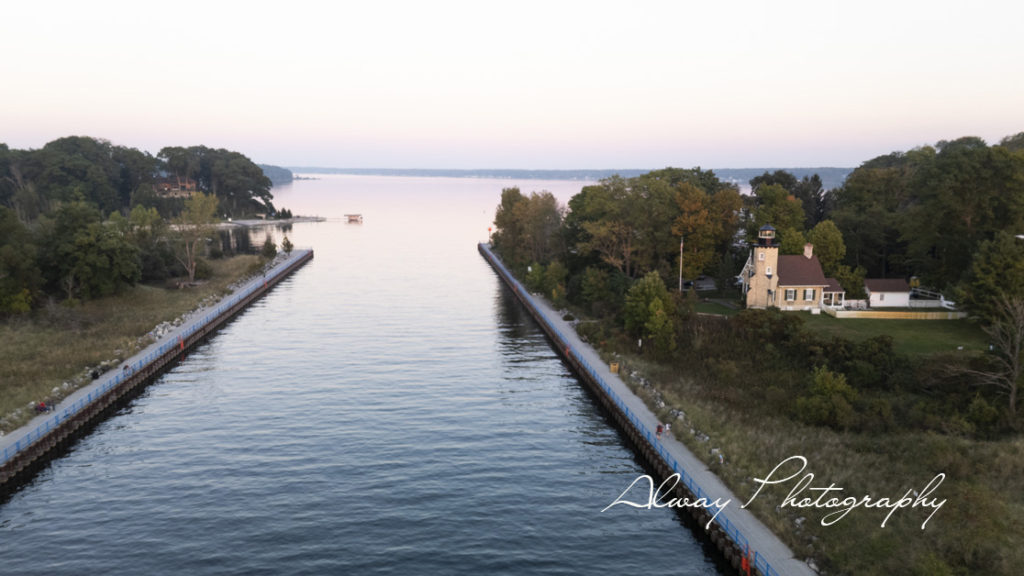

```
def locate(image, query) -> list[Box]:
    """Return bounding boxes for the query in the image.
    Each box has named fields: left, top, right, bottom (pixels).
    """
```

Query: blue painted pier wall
left=480, top=243, right=785, bottom=576
left=0, top=249, right=314, bottom=491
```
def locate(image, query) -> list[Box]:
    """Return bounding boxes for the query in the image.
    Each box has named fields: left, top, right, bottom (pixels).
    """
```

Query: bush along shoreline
left=0, top=251, right=294, bottom=435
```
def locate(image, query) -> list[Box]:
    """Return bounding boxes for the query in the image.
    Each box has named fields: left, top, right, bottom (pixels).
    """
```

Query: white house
left=864, top=278, right=911, bottom=308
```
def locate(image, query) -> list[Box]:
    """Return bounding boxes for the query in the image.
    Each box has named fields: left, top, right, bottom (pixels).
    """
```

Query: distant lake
left=0, top=175, right=723, bottom=575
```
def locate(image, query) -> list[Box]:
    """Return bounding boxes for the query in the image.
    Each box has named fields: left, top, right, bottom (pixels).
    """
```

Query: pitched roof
left=824, top=278, right=844, bottom=293
left=864, top=278, right=910, bottom=293
left=777, top=254, right=827, bottom=287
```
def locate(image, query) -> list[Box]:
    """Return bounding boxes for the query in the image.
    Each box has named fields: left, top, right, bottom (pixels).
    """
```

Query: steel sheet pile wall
left=479, top=243, right=780, bottom=576
left=0, top=250, right=314, bottom=490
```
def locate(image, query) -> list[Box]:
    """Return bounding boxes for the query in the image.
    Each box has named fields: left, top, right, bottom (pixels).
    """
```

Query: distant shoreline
left=287, top=167, right=853, bottom=189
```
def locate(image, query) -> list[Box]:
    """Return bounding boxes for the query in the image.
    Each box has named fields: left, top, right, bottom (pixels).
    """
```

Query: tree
left=205, top=149, right=275, bottom=216
left=779, top=227, right=807, bottom=255
left=750, top=170, right=798, bottom=195
left=112, top=145, right=158, bottom=209
left=125, top=204, right=172, bottom=282
left=159, top=146, right=275, bottom=217
left=999, top=132, right=1024, bottom=152
left=749, top=183, right=805, bottom=238
left=708, top=185, right=742, bottom=253
left=833, top=264, right=867, bottom=299
left=901, top=139, right=1024, bottom=288
left=959, top=295, right=1024, bottom=422
left=158, top=146, right=201, bottom=192
left=42, top=201, right=140, bottom=301
left=624, top=271, right=672, bottom=340
left=492, top=187, right=529, bottom=268
left=33, top=137, right=122, bottom=215
left=672, top=182, right=716, bottom=278
left=543, top=260, right=568, bottom=305
left=261, top=236, right=277, bottom=259
left=173, top=192, right=218, bottom=284
left=831, top=149, right=926, bottom=278
left=794, top=366, right=859, bottom=430
left=793, top=174, right=826, bottom=227
left=522, top=191, right=565, bottom=265
left=0, top=206, right=42, bottom=313
left=645, top=297, right=677, bottom=357
left=961, top=232, right=1024, bottom=319
left=807, top=220, right=847, bottom=276
left=573, top=177, right=641, bottom=277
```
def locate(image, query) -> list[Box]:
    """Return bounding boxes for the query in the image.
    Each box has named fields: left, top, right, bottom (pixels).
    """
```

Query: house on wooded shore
left=864, top=278, right=911, bottom=308
left=740, top=225, right=845, bottom=311
left=154, top=176, right=197, bottom=198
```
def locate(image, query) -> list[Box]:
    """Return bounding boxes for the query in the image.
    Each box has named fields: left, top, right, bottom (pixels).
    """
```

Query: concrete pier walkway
left=480, top=243, right=813, bottom=576
left=0, top=249, right=313, bottom=482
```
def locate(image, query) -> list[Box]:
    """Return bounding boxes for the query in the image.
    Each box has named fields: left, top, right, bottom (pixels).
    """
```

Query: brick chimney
left=804, top=243, right=814, bottom=259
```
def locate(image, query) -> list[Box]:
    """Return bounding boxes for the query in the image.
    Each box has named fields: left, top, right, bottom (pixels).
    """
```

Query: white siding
left=868, top=291, right=911, bottom=308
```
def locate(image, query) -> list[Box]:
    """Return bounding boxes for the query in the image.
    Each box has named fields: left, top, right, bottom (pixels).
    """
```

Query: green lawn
left=695, top=301, right=741, bottom=316
left=798, top=311, right=988, bottom=356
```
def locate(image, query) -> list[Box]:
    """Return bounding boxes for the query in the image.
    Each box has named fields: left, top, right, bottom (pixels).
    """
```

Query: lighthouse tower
left=744, top=224, right=780, bottom=308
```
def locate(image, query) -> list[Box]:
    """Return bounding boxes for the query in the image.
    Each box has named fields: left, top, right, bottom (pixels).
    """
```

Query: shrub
left=794, top=366, right=859, bottom=430
left=260, top=237, right=277, bottom=259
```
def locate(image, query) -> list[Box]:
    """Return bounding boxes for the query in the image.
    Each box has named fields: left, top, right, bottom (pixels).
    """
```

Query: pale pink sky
left=2, top=0, right=1022, bottom=168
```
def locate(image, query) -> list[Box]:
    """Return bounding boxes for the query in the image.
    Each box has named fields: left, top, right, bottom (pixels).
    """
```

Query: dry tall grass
left=0, top=255, right=261, bottom=433
left=609, top=350, right=1023, bottom=575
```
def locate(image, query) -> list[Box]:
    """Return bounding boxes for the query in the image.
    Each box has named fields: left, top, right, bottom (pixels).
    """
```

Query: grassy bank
left=0, top=255, right=262, bottom=433
left=589, top=327, right=1022, bottom=575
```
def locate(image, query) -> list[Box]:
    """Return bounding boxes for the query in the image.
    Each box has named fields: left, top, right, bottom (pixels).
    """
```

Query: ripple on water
left=0, top=176, right=721, bottom=575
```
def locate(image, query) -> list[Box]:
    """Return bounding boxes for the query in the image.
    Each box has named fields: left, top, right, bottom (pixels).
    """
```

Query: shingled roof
left=777, top=254, right=827, bottom=287
left=864, top=278, right=910, bottom=293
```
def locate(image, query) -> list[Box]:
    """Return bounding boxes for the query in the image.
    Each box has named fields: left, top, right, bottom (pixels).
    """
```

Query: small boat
left=344, top=214, right=363, bottom=224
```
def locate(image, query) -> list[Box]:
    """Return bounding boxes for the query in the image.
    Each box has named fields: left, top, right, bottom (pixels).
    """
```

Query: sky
left=2, top=0, right=1023, bottom=169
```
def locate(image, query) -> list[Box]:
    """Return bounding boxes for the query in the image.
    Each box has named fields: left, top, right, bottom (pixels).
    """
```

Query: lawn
left=798, top=311, right=988, bottom=356
left=695, top=300, right=741, bottom=316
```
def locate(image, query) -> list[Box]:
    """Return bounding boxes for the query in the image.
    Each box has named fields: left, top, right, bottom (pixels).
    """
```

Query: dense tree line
left=159, top=145, right=274, bottom=217
left=0, top=136, right=279, bottom=313
left=492, top=136, right=1024, bottom=430
left=831, top=135, right=1024, bottom=299
left=0, top=137, right=274, bottom=223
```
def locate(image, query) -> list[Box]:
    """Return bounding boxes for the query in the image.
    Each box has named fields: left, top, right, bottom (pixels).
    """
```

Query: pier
left=0, top=249, right=314, bottom=492
left=479, top=243, right=814, bottom=576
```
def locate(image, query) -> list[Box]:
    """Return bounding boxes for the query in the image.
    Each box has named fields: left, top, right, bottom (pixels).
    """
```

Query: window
left=804, top=289, right=816, bottom=301
left=785, top=289, right=796, bottom=301
left=880, top=293, right=885, bottom=302
left=766, top=266, right=772, bottom=276
left=758, top=252, right=765, bottom=261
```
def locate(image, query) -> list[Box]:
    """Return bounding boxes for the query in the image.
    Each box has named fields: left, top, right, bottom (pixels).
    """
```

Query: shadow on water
left=492, top=283, right=737, bottom=576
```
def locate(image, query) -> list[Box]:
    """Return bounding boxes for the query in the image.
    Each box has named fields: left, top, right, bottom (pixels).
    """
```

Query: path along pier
left=0, top=249, right=314, bottom=491
left=479, top=243, right=814, bottom=576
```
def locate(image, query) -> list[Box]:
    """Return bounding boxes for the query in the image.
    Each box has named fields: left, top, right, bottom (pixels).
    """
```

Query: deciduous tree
left=957, top=295, right=1024, bottom=423
left=807, top=220, right=846, bottom=276
left=174, top=192, right=219, bottom=284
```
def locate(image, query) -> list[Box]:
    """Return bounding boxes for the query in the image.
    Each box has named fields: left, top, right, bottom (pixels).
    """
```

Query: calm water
left=0, top=175, right=722, bottom=575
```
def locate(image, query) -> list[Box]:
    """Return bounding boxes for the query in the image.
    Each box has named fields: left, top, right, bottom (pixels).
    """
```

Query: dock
left=0, top=249, right=314, bottom=491
left=479, top=243, right=814, bottom=576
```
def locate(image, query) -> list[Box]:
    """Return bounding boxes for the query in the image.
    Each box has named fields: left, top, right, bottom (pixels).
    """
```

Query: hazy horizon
left=3, top=1, right=1022, bottom=169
